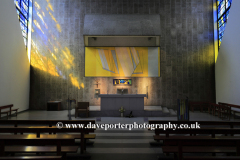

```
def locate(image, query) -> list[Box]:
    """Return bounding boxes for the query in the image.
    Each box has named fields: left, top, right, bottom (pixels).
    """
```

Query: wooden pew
left=0, top=126, right=95, bottom=154
left=153, top=128, right=240, bottom=138
left=0, top=105, right=18, bottom=119
left=150, top=121, right=240, bottom=159
left=219, top=102, right=240, bottom=119
left=148, top=121, right=240, bottom=136
left=0, top=120, right=96, bottom=148
left=183, top=156, right=240, bottom=160
left=0, top=134, right=78, bottom=158
left=153, top=127, right=240, bottom=155
left=4, top=146, right=77, bottom=159
left=188, top=102, right=230, bottom=119
left=0, top=156, right=62, bottom=160
left=0, top=120, right=95, bottom=128
left=189, top=102, right=210, bottom=112
left=208, top=103, right=231, bottom=120
left=8, top=133, right=96, bottom=150
left=161, top=136, right=240, bottom=160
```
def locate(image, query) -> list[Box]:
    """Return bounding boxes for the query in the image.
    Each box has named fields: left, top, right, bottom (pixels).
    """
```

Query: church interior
left=0, top=0, right=240, bottom=159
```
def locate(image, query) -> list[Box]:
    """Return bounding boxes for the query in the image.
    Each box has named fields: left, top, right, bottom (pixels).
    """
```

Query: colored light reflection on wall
left=31, top=41, right=47, bottom=72
left=51, top=53, right=57, bottom=60
left=47, top=3, right=54, bottom=12
left=69, top=74, right=80, bottom=89
left=49, top=12, right=57, bottom=22
left=31, top=1, right=82, bottom=89
left=34, top=20, right=44, bottom=34
left=34, top=1, right=40, bottom=10
left=56, top=24, right=61, bottom=32
left=31, top=42, right=59, bottom=77
left=62, top=47, right=74, bottom=66
left=37, top=11, right=48, bottom=29
left=47, top=59, right=59, bottom=77
left=81, top=83, right=84, bottom=89
left=48, top=12, right=61, bottom=32
left=54, top=46, right=58, bottom=53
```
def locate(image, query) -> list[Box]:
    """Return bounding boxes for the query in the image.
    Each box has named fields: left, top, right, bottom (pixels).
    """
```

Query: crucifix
left=94, top=80, right=101, bottom=88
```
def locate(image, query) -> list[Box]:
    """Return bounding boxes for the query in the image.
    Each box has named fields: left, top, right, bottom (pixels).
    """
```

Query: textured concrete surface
left=83, top=14, right=161, bottom=36
left=30, top=0, right=215, bottom=110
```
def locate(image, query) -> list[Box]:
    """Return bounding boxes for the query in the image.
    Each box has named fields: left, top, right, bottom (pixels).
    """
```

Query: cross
left=94, top=80, right=101, bottom=88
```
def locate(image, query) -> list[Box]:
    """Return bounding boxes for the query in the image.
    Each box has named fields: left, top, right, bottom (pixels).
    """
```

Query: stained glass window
left=14, top=0, right=31, bottom=48
left=217, top=0, right=232, bottom=48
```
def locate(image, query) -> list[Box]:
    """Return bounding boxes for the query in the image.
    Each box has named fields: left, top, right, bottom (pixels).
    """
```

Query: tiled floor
left=8, top=109, right=239, bottom=122
left=2, top=110, right=240, bottom=160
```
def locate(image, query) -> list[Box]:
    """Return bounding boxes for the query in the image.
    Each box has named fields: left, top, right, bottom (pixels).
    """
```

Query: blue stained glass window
left=217, top=0, right=232, bottom=48
left=226, top=0, right=232, bottom=8
left=20, top=22, right=27, bottom=37
left=15, top=0, right=21, bottom=9
left=23, top=38, right=27, bottom=46
left=14, top=0, right=30, bottom=48
left=21, top=6, right=28, bottom=17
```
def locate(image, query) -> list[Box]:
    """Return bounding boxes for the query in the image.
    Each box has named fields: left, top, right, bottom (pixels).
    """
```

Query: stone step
left=162, top=107, right=170, bottom=113
left=89, top=106, right=101, bottom=111
left=144, top=106, right=162, bottom=111
left=174, top=110, right=178, bottom=114
left=169, top=109, right=177, bottom=116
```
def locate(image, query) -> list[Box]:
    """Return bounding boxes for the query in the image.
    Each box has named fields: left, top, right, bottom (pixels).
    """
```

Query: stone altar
left=98, top=94, right=147, bottom=116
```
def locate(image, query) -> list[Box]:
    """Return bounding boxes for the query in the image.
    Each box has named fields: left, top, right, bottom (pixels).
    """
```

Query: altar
left=98, top=94, right=147, bottom=116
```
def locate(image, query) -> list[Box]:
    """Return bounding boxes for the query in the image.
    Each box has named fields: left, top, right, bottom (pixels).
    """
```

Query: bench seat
left=11, top=108, right=18, bottom=116
left=5, top=146, right=78, bottom=153
left=83, top=134, right=95, bottom=139
left=28, top=134, right=96, bottom=139
left=218, top=102, right=240, bottom=119
left=154, top=135, right=222, bottom=140
left=189, top=102, right=210, bottom=112
left=62, top=134, right=96, bottom=139
left=0, top=111, right=10, bottom=116
left=232, top=107, right=240, bottom=112
left=14, top=134, right=96, bottom=140
left=0, top=105, right=13, bottom=119
left=183, top=156, right=240, bottom=160
left=0, top=108, right=18, bottom=119
left=36, top=134, right=95, bottom=148
left=0, top=156, right=62, bottom=160
left=162, top=146, right=235, bottom=153
left=0, top=120, right=96, bottom=154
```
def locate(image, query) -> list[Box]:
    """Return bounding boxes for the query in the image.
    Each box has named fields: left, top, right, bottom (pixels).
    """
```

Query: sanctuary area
left=1, top=0, right=240, bottom=160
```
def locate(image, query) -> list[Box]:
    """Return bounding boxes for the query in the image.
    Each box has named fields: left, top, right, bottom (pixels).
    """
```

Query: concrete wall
left=0, top=0, right=30, bottom=114
left=216, top=0, right=240, bottom=105
left=30, top=0, right=215, bottom=110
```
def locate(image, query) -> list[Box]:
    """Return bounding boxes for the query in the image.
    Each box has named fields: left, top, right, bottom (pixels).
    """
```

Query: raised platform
left=87, top=106, right=175, bottom=117
left=89, top=106, right=162, bottom=111
left=98, top=94, right=147, bottom=98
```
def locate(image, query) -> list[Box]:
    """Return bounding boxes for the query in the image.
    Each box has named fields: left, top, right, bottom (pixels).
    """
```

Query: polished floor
left=2, top=110, right=240, bottom=160
left=89, top=106, right=163, bottom=111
